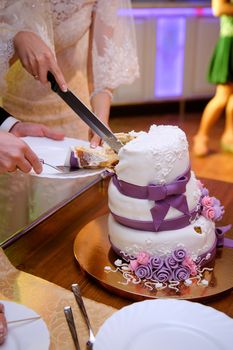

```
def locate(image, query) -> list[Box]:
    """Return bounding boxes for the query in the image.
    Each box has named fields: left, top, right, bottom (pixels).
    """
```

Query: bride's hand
left=13, top=31, right=67, bottom=92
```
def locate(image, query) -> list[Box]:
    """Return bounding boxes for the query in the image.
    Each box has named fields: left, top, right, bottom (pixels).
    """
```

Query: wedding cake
left=107, top=125, right=226, bottom=290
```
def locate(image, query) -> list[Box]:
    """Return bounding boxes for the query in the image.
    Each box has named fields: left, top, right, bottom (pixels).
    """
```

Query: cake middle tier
left=108, top=171, right=201, bottom=223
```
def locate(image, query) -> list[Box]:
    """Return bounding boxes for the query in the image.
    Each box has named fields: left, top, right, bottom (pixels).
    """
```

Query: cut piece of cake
left=66, top=132, right=137, bottom=169
left=70, top=145, right=119, bottom=169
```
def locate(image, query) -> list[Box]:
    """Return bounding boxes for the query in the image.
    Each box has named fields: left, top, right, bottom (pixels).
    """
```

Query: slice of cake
left=66, top=132, right=137, bottom=169
left=106, top=125, right=230, bottom=291
left=70, top=145, right=119, bottom=169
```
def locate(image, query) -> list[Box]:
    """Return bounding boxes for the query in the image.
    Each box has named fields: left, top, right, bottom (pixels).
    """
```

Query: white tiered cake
left=107, top=125, right=223, bottom=288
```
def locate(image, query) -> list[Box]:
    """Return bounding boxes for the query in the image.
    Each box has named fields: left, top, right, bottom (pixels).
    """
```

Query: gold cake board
left=74, top=214, right=233, bottom=302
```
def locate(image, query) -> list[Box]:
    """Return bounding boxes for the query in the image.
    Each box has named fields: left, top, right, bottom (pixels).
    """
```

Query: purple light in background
left=118, top=7, right=213, bottom=99
left=119, top=8, right=212, bottom=18
left=155, top=17, right=186, bottom=97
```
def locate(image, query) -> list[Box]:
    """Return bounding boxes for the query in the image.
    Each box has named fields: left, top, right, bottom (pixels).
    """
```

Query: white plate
left=94, top=299, right=233, bottom=350
left=0, top=300, right=50, bottom=350
left=21, top=136, right=104, bottom=178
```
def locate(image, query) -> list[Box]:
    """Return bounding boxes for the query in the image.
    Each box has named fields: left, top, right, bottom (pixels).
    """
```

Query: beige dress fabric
left=0, top=0, right=139, bottom=139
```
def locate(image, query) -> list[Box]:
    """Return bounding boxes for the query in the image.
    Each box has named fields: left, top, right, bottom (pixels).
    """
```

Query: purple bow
left=112, top=166, right=191, bottom=231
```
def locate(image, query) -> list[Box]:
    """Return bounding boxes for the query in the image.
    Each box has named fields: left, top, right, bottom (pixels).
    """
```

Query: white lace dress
left=0, top=0, right=139, bottom=139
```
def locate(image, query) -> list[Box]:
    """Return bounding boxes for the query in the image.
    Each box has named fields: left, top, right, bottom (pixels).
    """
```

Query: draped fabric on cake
left=0, top=0, right=139, bottom=138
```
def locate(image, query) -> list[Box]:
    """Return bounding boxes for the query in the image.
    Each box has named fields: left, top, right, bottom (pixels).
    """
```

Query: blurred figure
left=0, top=0, right=139, bottom=147
left=193, top=0, right=233, bottom=156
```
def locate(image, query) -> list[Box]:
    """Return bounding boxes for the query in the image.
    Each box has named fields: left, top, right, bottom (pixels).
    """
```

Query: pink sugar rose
left=136, top=252, right=150, bottom=265
left=130, top=260, right=139, bottom=271
left=203, top=207, right=216, bottom=220
left=182, top=256, right=197, bottom=276
left=201, top=196, right=214, bottom=208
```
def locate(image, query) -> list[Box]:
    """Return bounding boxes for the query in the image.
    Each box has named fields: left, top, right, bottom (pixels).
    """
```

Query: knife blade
left=47, top=72, right=123, bottom=153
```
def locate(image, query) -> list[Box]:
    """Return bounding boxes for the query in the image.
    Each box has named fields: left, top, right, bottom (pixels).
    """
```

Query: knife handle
left=47, top=71, right=60, bottom=93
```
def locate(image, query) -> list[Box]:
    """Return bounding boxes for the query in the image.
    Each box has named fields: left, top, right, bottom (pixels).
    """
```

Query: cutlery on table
left=71, top=283, right=95, bottom=349
left=7, top=316, right=41, bottom=324
left=64, top=306, right=81, bottom=350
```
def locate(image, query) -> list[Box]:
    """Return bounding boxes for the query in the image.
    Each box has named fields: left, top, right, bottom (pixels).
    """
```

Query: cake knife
left=47, top=72, right=123, bottom=153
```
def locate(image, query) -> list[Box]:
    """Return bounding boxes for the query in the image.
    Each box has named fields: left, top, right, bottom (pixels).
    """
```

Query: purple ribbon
left=112, top=166, right=191, bottom=231
left=215, top=224, right=233, bottom=247
left=111, top=207, right=199, bottom=232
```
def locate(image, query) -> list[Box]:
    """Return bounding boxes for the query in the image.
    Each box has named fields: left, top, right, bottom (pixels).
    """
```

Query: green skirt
left=208, top=36, right=233, bottom=84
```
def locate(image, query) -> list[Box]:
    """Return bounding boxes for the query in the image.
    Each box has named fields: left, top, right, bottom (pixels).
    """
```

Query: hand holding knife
left=47, top=72, right=123, bottom=153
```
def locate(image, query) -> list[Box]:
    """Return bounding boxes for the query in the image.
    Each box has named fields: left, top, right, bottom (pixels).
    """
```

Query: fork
left=64, top=306, right=81, bottom=350
left=71, top=283, right=95, bottom=349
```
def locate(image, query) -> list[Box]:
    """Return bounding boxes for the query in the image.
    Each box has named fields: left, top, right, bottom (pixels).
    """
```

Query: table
left=3, top=177, right=233, bottom=316
left=0, top=171, right=102, bottom=247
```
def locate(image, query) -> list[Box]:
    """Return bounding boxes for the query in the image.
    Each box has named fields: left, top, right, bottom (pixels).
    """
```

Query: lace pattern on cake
left=149, top=134, right=188, bottom=184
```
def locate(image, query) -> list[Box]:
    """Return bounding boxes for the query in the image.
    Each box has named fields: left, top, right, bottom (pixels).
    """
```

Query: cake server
left=47, top=72, right=123, bottom=153
left=39, top=158, right=80, bottom=173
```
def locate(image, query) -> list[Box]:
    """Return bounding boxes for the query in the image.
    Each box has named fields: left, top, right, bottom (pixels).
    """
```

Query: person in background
left=0, top=106, right=64, bottom=174
left=0, top=0, right=139, bottom=147
left=193, top=0, right=233, bottom=156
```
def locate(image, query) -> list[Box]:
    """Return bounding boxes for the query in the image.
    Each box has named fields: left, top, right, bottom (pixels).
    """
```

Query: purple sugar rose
left=213, top=197, right=220, bottom=206
left=152, top=267, right=172, bottom=283
left=172, top=248, right=187, bottom=262
left=149, top=256, right=163, bottom=270
left=172, top=266, right=191, bottom=281
left=165, top=255, right=179, bottom=270
left=201, top=187, right=209, bottom=197
left=135, top=264, right=152, bottom=279
left=213, top=204, right=224, bottom=221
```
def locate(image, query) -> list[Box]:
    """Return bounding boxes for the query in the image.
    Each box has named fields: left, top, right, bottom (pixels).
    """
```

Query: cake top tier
left=115, top=125, right=189, bottom=186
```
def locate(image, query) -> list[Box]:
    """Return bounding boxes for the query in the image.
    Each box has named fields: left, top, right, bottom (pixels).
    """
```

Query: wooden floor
left=110, top=107, right=233, bottom=183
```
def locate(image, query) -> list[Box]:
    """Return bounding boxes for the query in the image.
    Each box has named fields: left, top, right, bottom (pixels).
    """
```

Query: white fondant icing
left=116, top=125, right=189, bottom=186
left=108, top=214, right=216, bottom=258
left=108, top=171, right=201, bottom=221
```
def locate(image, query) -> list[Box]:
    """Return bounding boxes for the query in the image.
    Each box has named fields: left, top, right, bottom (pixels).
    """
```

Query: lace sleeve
left=91, top=0, right=139, bottom=93
left=0, top=0, right=54, bottom=92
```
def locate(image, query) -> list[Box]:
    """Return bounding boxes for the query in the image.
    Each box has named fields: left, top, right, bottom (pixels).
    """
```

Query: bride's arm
left=87, top=0, right=139, bottom=147
left=87, top=10, right=113, bottom=147
left=0, top=0, right=67, bottom=92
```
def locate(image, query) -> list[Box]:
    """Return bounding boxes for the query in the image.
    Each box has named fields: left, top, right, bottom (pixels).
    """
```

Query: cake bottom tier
left=108, top=214, right=216, bottom=263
